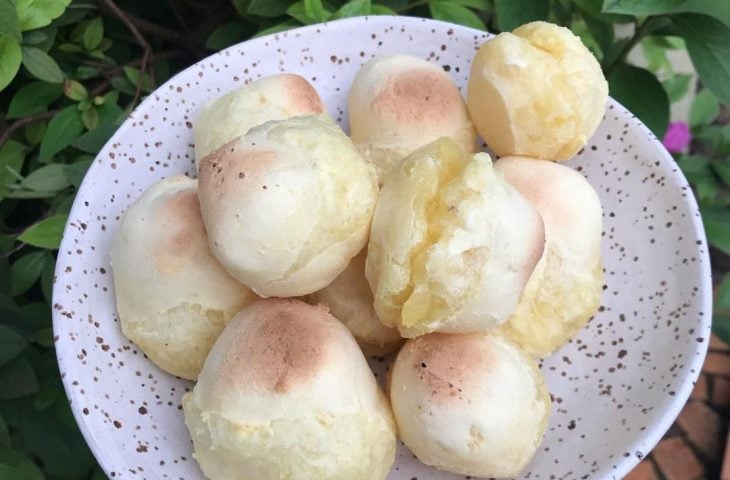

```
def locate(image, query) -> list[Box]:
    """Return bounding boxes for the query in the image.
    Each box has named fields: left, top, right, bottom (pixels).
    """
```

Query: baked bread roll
left=496, top=156, right=603, bottom=357
left=467, top=21, right=607, bottom=161
left=366, top=138, right=544, bottom=337
left=194, top=73, right=325, bottom=168
left=389, top=332, right=551, bottom=477
left=183, top=298, right=396, bottom=480
left=110, top=176, right=257, bottom=380
left=349, top=54, right=476, bottom=182
left=308, top=249, right=402, bottom=356
left=198, top=115, right=379, bottom=298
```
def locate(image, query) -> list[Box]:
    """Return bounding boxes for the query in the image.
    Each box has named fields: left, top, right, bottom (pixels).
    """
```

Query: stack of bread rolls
left=111, top=20, right=607, bottom=480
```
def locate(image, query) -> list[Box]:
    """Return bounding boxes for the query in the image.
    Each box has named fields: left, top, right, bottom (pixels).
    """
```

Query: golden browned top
left=281, top=73, right=326, bottom=115
left=399, top=333, right=494, bottom=405
left=154, top=188, right=205, bottom=275
left=220, top=299, right=339, bottom=394
left=373, top=69, right=461, bottom=124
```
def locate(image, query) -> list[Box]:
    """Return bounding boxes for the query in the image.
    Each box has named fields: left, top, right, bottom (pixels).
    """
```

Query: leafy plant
left=0, top=0, right=728, bottom=477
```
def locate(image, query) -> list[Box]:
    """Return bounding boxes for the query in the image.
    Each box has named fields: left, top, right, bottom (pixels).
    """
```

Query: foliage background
left=0, top=0, right=728, bottom=478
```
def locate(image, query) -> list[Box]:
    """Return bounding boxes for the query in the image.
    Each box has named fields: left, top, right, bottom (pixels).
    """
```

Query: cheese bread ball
left=349, top=54, right=476, bottom=182
left=496, top=157, right=603, bottom=357
left=467, top=21, right=608, bottom=161
left=183, top=299, right=396, bottom=480
left=390, top=332, right=551, bottom=477
left=194, top=74, right=325, bottom=168
left=110, top=176, right=258, bottom=380
left=198, top=115, right=379, bottom=298
left=308, top=249, right=402, bottom=356
left=366, top=138, right=544, bottom=337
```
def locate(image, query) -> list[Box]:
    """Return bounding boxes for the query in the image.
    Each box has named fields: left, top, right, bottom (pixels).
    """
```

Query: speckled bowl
left=53, top=16, right=712, bottom=480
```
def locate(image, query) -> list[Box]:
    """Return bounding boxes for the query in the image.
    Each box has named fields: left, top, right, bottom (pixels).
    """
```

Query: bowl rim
left=52, top=14, right=713, bottom=480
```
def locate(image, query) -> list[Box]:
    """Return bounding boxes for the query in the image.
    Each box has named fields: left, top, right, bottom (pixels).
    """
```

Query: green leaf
left=495, top=0, right=548, bottom=32
left=717, top=274, right=730, bottom=313
left=712, top=161, right=730, bottom=185
left=0, top=355, right=38, bottom=399
left=18, top=214, right=68, bottom=249
left=81, top=106, right=98, bottom=130
left=14, top=401, right=95, bottom=478
left=642, top=36, right=673, bottom=74
left=0, top=140, right=27, bottom=200
left=452, top=0, right=490, bottom=11
left=0, top=326, right=27, bottom=366
left=24, top=122, right=48, bottom=147
left=16, top=0, right=72, bottom=31
left=232, top=0, right=250, bottom=17
left=602, top=0, right=684, bottom=16
left=10, top=333, right=32, bottom=359
left=40, top=259, right=53, bottom=305
left=247, top=0, right=291, bottom=17
left=333, top=0, right=371, bottom=19
left=11, top=251, right=47, bottom=296
left=83, top=16, right=102, bottom=51
left=21, top=46, right=63, bottom=83
left=72, top=122, right=116, bottom=153
left=582, top=10, right=613, bottom=53
left=673, top=14, right=730, bottom=105
left=0, top=450, right=44, bottom=480
left=0, top=0, right=21, bottom=41
left=22, top=30, right=46, bottom=45
left=22, top=163, right=71, bottom=192
left=662, top=73, right=692, bottom=103
left=608, top=63, right=669, bottom=138
left=690, top=88, right=720, bottom=128
left=370, top=4, right=397, bottom=15
left=287, top=1, right=310, bottom=23
left=664, top=0, right=730, bottom=28
left=63, top=79, right=87, bottom=101
left=429, top=0, right=486, bottom=30
left=254, top=20, right=300, bottom=37
left=7, top=81, right=62, bottom=118
left=123, top=65, right=154, bottom=93
left=0, top=415, right=9, bottom=449
left=695, top=125, right=730, bottom=155
left=714, top=314, right=730, bottom=345
left=206, top=22, right=247, bottom=50
left=0, top=36, right=22, bottom=91
left=33, top=381, right=58, bottom=411
left=32, top=327, right=53, bottom=348
left=304, top=0, right=331, bottom=22
left=701, top=204, right=730, bottom=254
left=38, top=106, right=84, bottom=162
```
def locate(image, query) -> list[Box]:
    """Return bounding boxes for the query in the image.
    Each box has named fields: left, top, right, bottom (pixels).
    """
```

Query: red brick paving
left=703, top=352, right=730, bottom=376
left=625, top=335, right=729, bottom=479
left=714, top=377, right=730, bottom=408
left=677, top=401, right=723, bottom=461
left=653, top=437, right=705, bottom=480
left=691, top=374, right=709, bottom=401
left=624, top=459, right=659, bottom=480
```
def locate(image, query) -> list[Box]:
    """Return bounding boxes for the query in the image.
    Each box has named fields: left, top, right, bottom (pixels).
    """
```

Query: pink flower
left=663, top=121, right=692, bottom=153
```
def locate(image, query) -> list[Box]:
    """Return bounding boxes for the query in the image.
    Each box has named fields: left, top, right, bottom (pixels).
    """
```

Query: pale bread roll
left=110, top=176, right=257, bottom=380
left=183, top=298, right=396, bottom=480
left=366, top=138, right=544, bottom=337
left=198, top=115, right=379, bottom=298
left=349, top=54, right=476, bottom=182
left=308, top=249, right=402, bottom=356
left=194, top=74, right=325, bottom=168
left=496, top=156, right=603, bottom=357
left=468, top=21, right=608, bottom=161
left=389, top=332, right=551, bottom=478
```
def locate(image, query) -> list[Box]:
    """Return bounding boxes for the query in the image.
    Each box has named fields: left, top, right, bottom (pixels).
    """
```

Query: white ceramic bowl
left=53, top=16, right=712, bottom=480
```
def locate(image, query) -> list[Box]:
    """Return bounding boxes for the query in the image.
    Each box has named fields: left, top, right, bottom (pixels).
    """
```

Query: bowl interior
left=52, top=16, right=712, bottom=480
